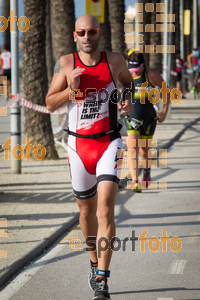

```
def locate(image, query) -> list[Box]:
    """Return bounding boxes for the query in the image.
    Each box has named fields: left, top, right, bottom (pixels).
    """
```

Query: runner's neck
left=78, top=50, right=101, bottom=66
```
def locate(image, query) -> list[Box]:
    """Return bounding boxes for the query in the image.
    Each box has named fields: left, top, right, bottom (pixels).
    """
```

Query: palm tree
left=46, top=0, right=54, bottom=86
left=51, top=0, right=76, bottom=62
left=22, top=0, right=58, bottom=159
left=139, top=0, right=151, bottom=68
left=51, top=0, right=76, bottom=128
left=99, top=0, right=112, bottom=52
left=4, top=0, right=10, bottom=49
left=108, top=0, right=126, bottom=56
left=170, top=0, right=179, bottom=88
left=149, top=0, right=162, bottom=74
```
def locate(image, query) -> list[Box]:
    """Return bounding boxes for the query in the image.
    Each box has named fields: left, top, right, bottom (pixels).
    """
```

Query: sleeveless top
left=67, top=51, right=120, bottom=152
left=130, top=67, right=156, bottom=121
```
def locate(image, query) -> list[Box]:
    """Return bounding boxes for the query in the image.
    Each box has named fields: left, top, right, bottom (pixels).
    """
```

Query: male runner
left=46, top=14, right=134, bottom=300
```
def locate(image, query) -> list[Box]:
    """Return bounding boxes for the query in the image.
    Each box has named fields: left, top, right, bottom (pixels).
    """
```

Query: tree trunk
left=139, top=0, right=151, bottom=68
left=4, top=0, right=10, bottom=50
left=198, top=3, right=200, bottom=46
left=99, top=0, right=112, bottom=52
left=108, top=0, right=126, bottom=56
left=51, top=0, right=76, bottom=129
left=51, top=0, right=76, bottom=127
left=170, top=0, right=178, bottom=88
left=22, top=0, right=58, bottom=159
left=51, top=0, right=76, bottom=62
left=46, top=0, right=54, bottom=86
left=149, top=0, right=162, bottom=74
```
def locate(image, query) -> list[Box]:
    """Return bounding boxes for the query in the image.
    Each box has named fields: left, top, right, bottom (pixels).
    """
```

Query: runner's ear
left=73, top=31, right=77, bottom=43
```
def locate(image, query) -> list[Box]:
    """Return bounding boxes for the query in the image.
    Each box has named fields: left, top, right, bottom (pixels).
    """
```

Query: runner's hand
left=156, top=111, right=166, bottom=123
left=118, top=100, right=133, bottom=114
left=69, top=66, right=85, bottom=89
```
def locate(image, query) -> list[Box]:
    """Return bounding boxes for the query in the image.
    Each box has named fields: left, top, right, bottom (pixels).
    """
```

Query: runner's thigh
left=68, top=145, right=97, bottom=199
left=96, top=138, right=123, bottom=183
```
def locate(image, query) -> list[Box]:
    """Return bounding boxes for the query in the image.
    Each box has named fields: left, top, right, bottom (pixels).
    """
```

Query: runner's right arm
left=46, top=55, right=85, bottom=112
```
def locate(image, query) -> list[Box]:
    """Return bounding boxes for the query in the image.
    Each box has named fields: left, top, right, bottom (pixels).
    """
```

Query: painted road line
left=168, top=260, right=187, bottom=274
left=0, top=243, right=66, bottom=300
left=47, top=193, right=63, bottom=201
left=186, top=232, right=198, bottom=243
left=58, top=195, right=68, bottom=201
left=59, top=224, right=81, bottom=244
left=157, top=298, right=173, bottom=300
left=31, top=193, right=41, bottom=198
left=21, top=196, right=29, bottom=201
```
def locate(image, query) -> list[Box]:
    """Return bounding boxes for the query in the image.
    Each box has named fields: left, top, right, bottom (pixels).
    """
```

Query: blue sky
left=0, top=0, right=135, bottom=46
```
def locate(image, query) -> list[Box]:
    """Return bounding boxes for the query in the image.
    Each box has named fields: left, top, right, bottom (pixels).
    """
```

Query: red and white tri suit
left=67, top=51, right=123, bottom=199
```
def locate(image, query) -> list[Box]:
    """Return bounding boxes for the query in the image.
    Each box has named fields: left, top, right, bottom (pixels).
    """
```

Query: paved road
left=1, top=121, right=200, bottom=300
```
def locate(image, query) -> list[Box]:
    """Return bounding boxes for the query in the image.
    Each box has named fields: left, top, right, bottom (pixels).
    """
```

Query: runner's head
left=74, top=14, right=102, bottom=54
left=127, top=52, right=145, bottom=74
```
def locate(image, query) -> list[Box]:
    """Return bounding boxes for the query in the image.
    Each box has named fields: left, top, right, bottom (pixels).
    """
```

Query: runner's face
left=74, top=18, right=101, bottom=54
left=76, top=29, right=100, bottom=53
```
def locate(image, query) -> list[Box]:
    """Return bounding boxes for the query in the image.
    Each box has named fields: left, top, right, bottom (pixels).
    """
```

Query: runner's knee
left=97, top=205, right=114, bottom=225
left=78, top=200, right=97, bottom=222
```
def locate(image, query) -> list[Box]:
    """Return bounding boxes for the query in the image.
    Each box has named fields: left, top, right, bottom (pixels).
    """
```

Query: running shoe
left=190, top=87, right=195, bottom=94
left=93, top=278, right=110, bottom=300
left=132, top=180, right=142, bottom=193
left=88, top=262, right=98, bottom=290
left=118, top=178, right=128, bottom=189
left=142, top=169, right=151, bottom=188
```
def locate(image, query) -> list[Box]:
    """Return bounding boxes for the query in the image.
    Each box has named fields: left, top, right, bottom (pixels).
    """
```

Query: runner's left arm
left=148, top=68, right=170, bottom=123
left=117, top=55, right=134, bottom=115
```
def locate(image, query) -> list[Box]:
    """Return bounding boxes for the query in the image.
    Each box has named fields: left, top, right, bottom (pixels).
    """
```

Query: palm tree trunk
left=46, top=0, right=54, bottom=87
left=140, top=0, right=151, bottom=68
left=108, top=0, right=126, bottom=56
left=170, top=0, right=178, bottom=88
left=51, top=0, right=76, bottom=128
left=51, top=0, right=76, bottom=62
left=99, top=0, right=112, bottom=52
left=4, top=0, right=10, bottom=49
left=149, top=0, right=162, bottom=74
left=22, top=0, right=58, bottom=159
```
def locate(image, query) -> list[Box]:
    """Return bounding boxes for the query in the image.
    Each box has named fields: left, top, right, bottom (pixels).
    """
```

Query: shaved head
left=75, top=14, right=100, bottom=30
left=74, top=14, right=102, bottom=54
